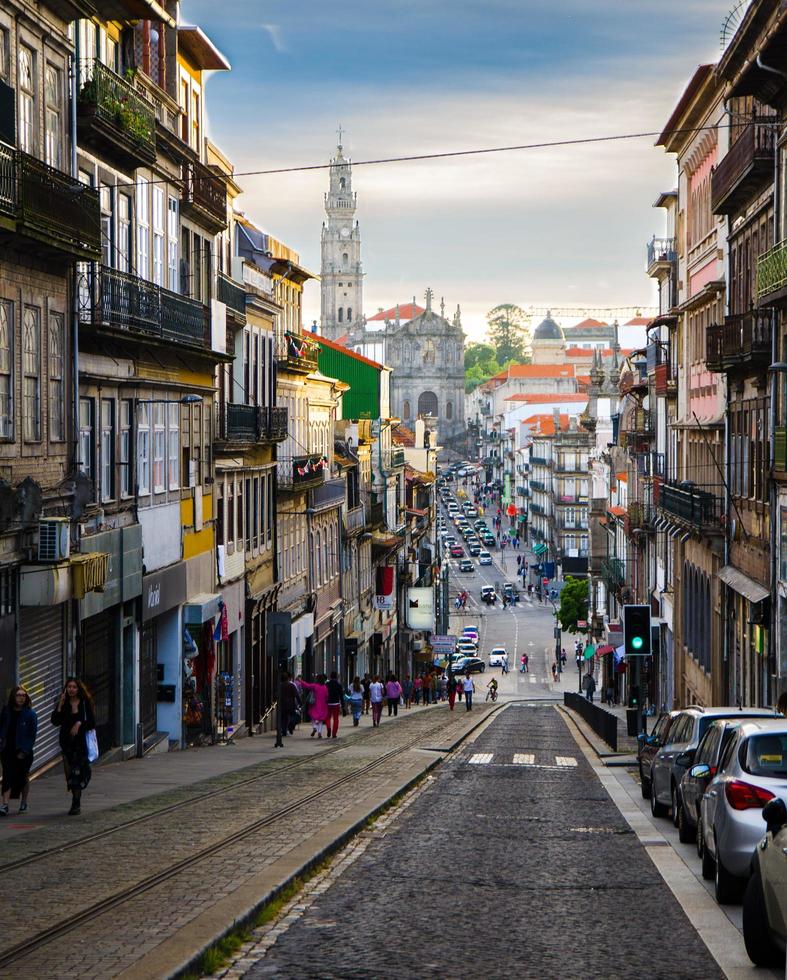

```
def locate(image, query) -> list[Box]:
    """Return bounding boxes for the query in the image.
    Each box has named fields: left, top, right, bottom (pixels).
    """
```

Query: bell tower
left=320, top=129, right=364, bottom=341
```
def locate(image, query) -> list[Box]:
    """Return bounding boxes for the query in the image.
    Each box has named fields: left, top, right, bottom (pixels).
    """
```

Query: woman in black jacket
left=0, top=686, right=38, bottom=815
left=51, top=677, right=96, bottom=815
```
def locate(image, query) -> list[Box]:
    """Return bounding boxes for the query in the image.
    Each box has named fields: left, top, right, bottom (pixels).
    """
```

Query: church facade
left=319, top=142, right=466, bottom=447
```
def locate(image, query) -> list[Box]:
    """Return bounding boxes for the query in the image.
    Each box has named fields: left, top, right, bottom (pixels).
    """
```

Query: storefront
left=18, top=604, right=67, bottom=769
left=142, top=561, right=187, bottom=746
left=213, top=580, right=244, bottom=738
left=183, top=591, right=223, bottom=744
left=246, top=584, right=279, bottom=734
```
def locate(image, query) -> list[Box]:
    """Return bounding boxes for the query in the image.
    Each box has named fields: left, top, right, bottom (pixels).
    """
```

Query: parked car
left=488, top=647, right=507, bottom=667
left=637, top=711, right=677, bottom=802
left=451, top=656, right=485, bottom=675
left=742, top=796, right=787, bottom=967
left=458, top=558, right=475, bottom=573
left=478, top=550, right=492, bottom=565
left=450, top=545, right=464, bottom=558
left=699, top=719, right=787, bottom=903
left=646, top=706, right=777, bottom=824
left=679, top=718, right=752, bottom=843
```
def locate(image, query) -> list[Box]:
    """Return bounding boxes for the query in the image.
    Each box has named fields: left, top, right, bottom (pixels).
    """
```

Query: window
left=446, top=400, right=453, bottom=420
left=137, top=403, right=150, bottom=495
left=244, top=476, right=251, bottom=552
left=402, top=399, right=410, bottom=420
left=0, top=300, right=12, bottom=439
left=23, top=307, right=40, bottom=441
left=237, top=479, right=243, bottom=548
left=153, top=402, right=165, bottom=492
left=100, top=184, right=113, bottom=268
left=18, top=47, right=35, bottom=154
left=168, top=402, right=179, bottom=489
left=253, top=475, right=259, bottom=550
left=152, top=187, right=164, bottom=286
left=101, top=399, right=114, bottom=501
left=118, top=193, right=132, bottom=273
left=44, top=65, right=62, bottom=169
left=79, top=398, right=94, bottom=489
left=137, top=178, right=149, bottom=280
left=347, top=307, right=352, bottom=322
left=120, top=399, right=132, bottom=497
left=338, top=307, right=344, bottom=323
left=167, top=197, right=179, bottom=291
left=0, top=29, right=8, bottom=83
left=192, top=232, right=202, bottom=302
left=48, top=313, right=65, bottom=442
left=342, top=252, right=348, bottom=265
left=227, top=478, right=235, bottom=545
left=191, top=88, right=200, bottom=151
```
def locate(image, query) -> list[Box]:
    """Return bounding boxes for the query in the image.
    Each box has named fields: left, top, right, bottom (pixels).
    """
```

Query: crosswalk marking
left=555, top=756, right=578, bottom=767
left=469, top=753, right=493, bottom=765
left=529, top=675, right=537, bottom=683
left=513, top=753, right=535, bottom=765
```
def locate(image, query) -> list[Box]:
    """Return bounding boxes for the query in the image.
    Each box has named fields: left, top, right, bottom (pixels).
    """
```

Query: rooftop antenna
left=720, top=1, right=751, bottom=50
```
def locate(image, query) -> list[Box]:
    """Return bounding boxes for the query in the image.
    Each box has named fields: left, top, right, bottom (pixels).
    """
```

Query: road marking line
left=529, top=675, right=536, bottom=683
left=555, top=756, right=578, bottom=767
left=513, top=753, right=535, bottom=765
left=468, top=753, right=493, bottom=765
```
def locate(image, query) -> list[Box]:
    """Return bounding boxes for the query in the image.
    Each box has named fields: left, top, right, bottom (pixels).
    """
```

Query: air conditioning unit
left=38, top=518, right=70, bottom=563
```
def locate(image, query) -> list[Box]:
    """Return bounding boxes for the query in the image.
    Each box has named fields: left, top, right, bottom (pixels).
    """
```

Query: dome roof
left=533, top=313, right=564, bottom=341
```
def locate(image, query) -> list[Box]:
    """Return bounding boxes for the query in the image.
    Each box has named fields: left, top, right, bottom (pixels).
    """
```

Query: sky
left=182, top=0, right=741, bottom=341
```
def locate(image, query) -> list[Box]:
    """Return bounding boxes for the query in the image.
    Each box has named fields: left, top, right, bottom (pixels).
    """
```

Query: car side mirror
left=676, top=750, right=695, bottom=768
left=762, top=797, right=787, bottom=833
left=688, top=763, right=712, bottom=780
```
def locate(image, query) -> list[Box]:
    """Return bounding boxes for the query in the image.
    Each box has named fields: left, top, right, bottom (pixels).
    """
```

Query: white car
left=478, top=550, right=492, bottom=565
left=459, top=633, right=478, bottom=648
left=456, top=642, right=478, bottom=657
left=488, top=647, right=507, bottom=667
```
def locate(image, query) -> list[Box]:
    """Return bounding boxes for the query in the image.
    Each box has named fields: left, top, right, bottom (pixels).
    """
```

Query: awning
left=717, top=565, right=769, bottom=604
left=595, top=644, right=615, bottom=656
left=184, top=592, right=223, bottom=625
left=533, top=543, right=547, bottom=555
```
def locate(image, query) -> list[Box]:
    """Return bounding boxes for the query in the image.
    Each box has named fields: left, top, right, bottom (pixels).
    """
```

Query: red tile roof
left=316, top=333, right=384, bottom=369
left=393, top=424, right=415, bottom=447
left=568, top=318, right=609, bottom=331
left=491, top=364, right=577, bottom=382
left=522, top=413, right=571, bottom=435
left=608, top=505, right=626, bottom=517
left=623, top=317, right=652, bottom=326
left=504, top=393, right=588, bottom=403
left=367, top=303, right=425, bottom=322
left=616, top=472, right=628, bottom=482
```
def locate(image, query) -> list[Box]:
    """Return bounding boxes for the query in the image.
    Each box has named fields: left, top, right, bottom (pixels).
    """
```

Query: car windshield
left=742, top=732, right=787, bottom=777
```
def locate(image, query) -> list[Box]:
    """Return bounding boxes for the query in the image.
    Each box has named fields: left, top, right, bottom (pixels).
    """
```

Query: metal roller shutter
left=18, top=606, right=65, bottom=770
left=79, top=610, right=116, bottom=755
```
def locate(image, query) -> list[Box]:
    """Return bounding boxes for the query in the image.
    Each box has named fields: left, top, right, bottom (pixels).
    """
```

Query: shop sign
left=142, top=561, right=187, bottom=622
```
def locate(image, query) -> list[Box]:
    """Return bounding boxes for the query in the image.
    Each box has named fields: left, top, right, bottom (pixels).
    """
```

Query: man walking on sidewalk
left=462, top=672, right=475, bottom=711
left=582, top=671, right=596, bottom=703
left=326, top=671, right=344, bottom=738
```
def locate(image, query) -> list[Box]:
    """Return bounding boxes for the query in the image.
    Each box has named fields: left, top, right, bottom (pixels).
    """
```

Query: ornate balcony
left=530, top=455, right=551, bottom=467
left=266, top=407, right=288, bottom=442
left=387, top=448, right=406, bottom=470
left=654, top=362, right=676, bottom=397
left=530, top=479, right=547, bottom=492
left=309, top=477, right=346, bottom=512
left=343, top=504, right=366, bottom=535
left=278, top=454, right=327, bottom=491
left=600, top=557, right=625, bottom=593
left=660, top=481, right=722, bottom=529
left=277, top=332, right=319, bottom=374
left=78, top=264, right=210, bottom=349
left=711, top=117, right=776, bottom=216
left=705, top=312, right=771, bottom=373
left=758, top=239, right=787, bottom=301
left=217, top=271, right=246, bottom=325
left=0, top=141, right=100, bottom=260
left=77, top=59, right=156, bottom=170
left=181, top=159, right=227, bottom=234
left=646, top=236, right=677, bottom=277
left=216, top=404, right=287, bottom=445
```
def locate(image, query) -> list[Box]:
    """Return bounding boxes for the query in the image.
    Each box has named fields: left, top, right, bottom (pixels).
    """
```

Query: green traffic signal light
left=631, top=635, right=644, bottom=650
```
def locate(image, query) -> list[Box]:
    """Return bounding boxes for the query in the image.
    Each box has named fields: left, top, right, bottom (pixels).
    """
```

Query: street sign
left=577, top=620, right=587, bottom=628
left=431, top=634, right=457, bottom=654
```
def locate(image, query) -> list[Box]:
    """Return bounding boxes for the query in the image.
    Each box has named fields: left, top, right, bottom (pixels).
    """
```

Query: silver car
left=699, top=718, right=787, bottom=904
left=742, top=796, right=787, bottom=967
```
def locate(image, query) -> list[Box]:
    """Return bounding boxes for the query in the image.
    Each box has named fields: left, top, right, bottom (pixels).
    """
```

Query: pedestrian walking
left=370, top=675, right=385, bottom=727
left=778, top=691, right=787, bottom=717
left=431, top=672, right=440, bottom=704
left=300, top=676, right=330, bottom=738
left=346, top=677, right=364, bottom=726
left=605, top=682, right=615, bottom=706
left=402, top=674, right=413, bottom=708
left=326, top=671, right=344, bottom=738
left=551, top=662, right=559, bottom=683
left=414, top=675, right=423, bottom=705
left=51, top=678, right=96, bottom=816
left=362, top=673, right=372, bottom=715
left=279, top=671, right=301, bottom=737
left=447, top=674, right=457, bottom=711
left=0, top=686, right=38, bottom=816
left=561, top=648, right=567, bottom=667
left=386, top=674, right=402, bottom=717
left=439, top=672, right=448, bottom=701
left=582, top=671, right=596, bottom=703
left=501, top=653, right=509, bottom=674
left=463, top=672, right=475, bottom=711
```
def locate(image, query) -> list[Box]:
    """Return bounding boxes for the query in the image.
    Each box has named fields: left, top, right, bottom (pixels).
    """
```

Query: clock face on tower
left=340, top=227, right=350, bottom=238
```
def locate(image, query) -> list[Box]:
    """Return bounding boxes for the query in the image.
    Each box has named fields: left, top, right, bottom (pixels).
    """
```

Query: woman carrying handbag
left=51, top=678, right=97, bottom=815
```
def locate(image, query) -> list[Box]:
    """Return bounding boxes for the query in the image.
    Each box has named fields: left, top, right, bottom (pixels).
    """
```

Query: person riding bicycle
left=485, top=677, right=498, bottom=701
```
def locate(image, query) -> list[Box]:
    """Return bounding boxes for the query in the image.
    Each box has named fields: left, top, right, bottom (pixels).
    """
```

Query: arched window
left=347, top=307, right=352, bottom=322
left=402, top=399, right=410, bottom=420
left=339, top=177, right=346, bottom=189
left=342, top=252, right=348, bottom=266
left=338, top=307, right=344, bottom=323
left=322, top=527, right=329, bottom=582
left=314, top=530, right=321, bottom=584
left=417, top=391, right=438, bottom=418
left=446, top=400, right=453, bottom=420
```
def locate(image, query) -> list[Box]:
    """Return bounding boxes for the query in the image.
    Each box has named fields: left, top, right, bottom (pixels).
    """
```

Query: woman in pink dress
left=299, top=675, right=329, bottom=739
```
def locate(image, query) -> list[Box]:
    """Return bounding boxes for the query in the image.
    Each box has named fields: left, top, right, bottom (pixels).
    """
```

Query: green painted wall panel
left=316, top=341, right=380, bottom=419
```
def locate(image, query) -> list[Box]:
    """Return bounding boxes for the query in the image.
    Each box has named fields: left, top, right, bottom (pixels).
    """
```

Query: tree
left=464, top=342, right=497, bottom=371
left=557, top=576, right=589, bottom=635
left=464, top=343, right=500, bottom=392
left=486, top=304, right=531, bottom=365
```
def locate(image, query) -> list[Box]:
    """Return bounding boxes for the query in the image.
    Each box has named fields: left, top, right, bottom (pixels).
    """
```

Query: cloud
left=260, top=23, right=287, bottom=53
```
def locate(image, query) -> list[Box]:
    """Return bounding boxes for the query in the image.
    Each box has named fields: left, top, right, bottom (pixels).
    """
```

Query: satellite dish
left=720, top=0, right=751, bottom=50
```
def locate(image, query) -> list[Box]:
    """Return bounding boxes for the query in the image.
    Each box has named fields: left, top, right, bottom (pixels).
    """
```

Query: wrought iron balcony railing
left=77, top=59, right=156, bottom=168
left=266, top=406, right=288, bottom=442
left=181, top=159, right=227, bottom=233
left=343, top=504, right=366, bottom=534
left=277, top=332, right=319, bottom=374
left=758, top=239, right=787, bottom=300
left=705, top=312, right=771, bottom=372
left=530, top=502, right=546, bottom=515
left=529, top=455, right=551, bottom=467
left=310, top=477, right=346, bottom=512
left=216, top=404, right=288, bottom=444
left=387, top=448, right=406, bottom=469
left=78, top=264, right=210, bottom=349
left=0, top=141, right=101, bottom=260
left=711, top=116, right=776, bottom=216
left=278, top=454, right=327, bottom=491
left=217, top=271, right=246, bottom=323
left=530, top=479, right=547, bottom=492
left=646, top=236, right=677, bottom=272
left=660, top=482, right=722, bottom=528
left=600, top=557, right=625, bottom=592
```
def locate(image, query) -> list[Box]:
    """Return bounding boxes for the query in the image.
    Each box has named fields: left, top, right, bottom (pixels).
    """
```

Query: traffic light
left=623, top=604, right=651, bottom=657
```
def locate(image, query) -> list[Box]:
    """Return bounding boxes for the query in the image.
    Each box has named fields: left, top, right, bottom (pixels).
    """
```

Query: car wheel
left=715, top=851, right=743, bottom=905
left=742, top=869, right=785, bottom=967
left=639, top=761, right=652, bottom=800
left=696, top=818, right=704, bottom=860
left=671, top=784, right=680, bottom=827
left=701, top=837, right=715, bottom=880
left=650, top=786, right=668, bottom=818
left=479, top=664, right=485, bottom=673
left=677, top=798, right=695, bottom=844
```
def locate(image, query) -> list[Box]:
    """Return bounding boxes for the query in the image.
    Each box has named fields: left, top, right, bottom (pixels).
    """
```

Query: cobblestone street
left=229, top=705, right=724, bottom=980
